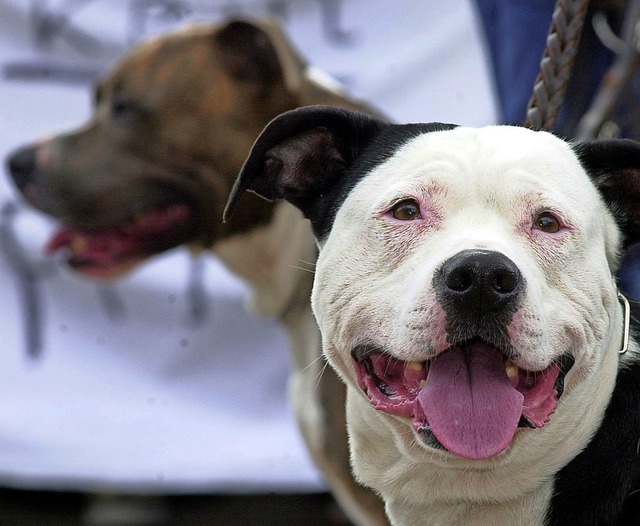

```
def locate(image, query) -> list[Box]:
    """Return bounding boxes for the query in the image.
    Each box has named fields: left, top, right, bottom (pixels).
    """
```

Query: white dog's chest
left=386, top=491, right=552, bottom=526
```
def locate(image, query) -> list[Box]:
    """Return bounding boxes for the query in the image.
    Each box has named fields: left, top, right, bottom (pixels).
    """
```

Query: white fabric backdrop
left=0, top=0, right=495, bottom=493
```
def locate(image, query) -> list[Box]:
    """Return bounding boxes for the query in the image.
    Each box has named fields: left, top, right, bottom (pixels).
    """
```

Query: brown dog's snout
left=7, top=145, right=37, bottom=192
left=437, top=249, right=523, bottom=316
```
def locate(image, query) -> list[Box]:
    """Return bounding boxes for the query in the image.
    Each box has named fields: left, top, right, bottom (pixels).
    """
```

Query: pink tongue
left=417, top=345, right=524, bottom=460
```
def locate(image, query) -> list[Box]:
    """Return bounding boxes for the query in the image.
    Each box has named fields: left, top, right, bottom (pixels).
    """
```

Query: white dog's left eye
left=390, top=199, right=422, bottom=221
left=533, top=211, right=561, bottom=233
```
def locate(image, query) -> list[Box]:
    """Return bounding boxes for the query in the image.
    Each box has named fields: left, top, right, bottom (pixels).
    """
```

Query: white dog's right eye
left=533, top=211, right=562, bottom=233
left=390, top=199, right=422, bottom=221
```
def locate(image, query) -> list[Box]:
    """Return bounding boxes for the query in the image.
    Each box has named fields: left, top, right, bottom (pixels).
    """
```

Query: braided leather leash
left=524, top=0, right=591, bottom=131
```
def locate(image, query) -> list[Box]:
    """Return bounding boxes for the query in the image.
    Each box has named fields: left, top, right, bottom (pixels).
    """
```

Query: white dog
left=225, top=106, right=640, bottom=526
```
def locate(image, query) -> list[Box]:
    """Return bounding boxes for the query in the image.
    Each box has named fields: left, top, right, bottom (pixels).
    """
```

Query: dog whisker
left=314, top=360, right=331, bottom=391
left=297, top=258, right=317, bottom=268
left=302, top=353, right=327, bottom=373
left=289, top=264, right=316, bottom=274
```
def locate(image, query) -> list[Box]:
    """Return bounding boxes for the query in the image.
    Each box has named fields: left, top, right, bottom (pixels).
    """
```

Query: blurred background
left=0, top=0, right=495, bottom=523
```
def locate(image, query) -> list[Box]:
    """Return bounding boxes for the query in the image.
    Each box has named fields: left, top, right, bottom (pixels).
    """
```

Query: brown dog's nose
left=438, top=249, right=522, bottom=315
left=7, top=145, right=37, bottom=191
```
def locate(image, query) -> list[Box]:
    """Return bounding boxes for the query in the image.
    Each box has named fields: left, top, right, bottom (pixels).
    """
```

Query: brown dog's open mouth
left=352, top=340, right=573, bottom=460
left=46, top=203, right=195, bottom=279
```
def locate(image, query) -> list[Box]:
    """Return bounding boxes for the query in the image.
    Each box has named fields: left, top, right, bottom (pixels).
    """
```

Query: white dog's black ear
left=224, top=105, right=384, bottom=231
left=575, top=139, right=640, bottom=248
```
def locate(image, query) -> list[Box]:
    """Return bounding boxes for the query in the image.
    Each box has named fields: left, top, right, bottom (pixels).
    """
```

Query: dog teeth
left=71, top=235, right=88, bottom=254
left=406, top=361, right=424, bottom=372
left=505, top=359, right=519, bottom=381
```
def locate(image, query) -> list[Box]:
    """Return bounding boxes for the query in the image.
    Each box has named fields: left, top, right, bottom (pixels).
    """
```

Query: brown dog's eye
left=111, top=98, right=144, bottom=121
left=534, top=211, right=561, bottom=233
left=391, top=199, right=422, bottom=221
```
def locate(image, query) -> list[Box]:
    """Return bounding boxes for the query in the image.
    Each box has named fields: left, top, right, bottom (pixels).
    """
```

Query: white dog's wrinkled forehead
left=363, top=126, right=598, bottom=205
left=342, top=126, right=610, bottom=231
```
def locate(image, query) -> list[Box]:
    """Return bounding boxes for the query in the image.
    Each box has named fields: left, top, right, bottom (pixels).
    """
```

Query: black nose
left=437, top=249, right=523, bottom=314
left=6, top=145, right=37, bottom=191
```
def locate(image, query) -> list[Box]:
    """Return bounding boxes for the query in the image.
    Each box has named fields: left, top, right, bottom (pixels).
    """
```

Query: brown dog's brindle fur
left=6, top=18, right=388, bottom=525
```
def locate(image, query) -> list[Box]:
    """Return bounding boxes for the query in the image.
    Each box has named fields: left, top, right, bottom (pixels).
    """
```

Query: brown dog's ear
left=575, top=139, right=640, bottom=248
left=214, top=17, right=384, bottom=118
left=224, top=105, right=384, bottom=231
left=215, top=19, right=283, bottom=83
left=214, top=18, right=305, bottom=91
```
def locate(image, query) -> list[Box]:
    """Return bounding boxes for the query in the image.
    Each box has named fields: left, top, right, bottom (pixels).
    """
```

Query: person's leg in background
left=473, top=0, right=557, bottom=125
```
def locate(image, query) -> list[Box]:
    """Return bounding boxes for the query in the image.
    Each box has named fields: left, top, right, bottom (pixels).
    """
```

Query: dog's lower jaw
left=347, top=405, right=560, bottom=526
left=345, top=331, right=620, bottom=526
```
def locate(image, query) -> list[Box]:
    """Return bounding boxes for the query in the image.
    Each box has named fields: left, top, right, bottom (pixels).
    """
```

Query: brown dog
left=6, top=18, right=388, bottom=526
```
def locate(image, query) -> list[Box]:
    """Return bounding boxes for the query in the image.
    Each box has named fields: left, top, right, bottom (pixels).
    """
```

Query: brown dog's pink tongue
left=417, top=344, right=523, bottom=460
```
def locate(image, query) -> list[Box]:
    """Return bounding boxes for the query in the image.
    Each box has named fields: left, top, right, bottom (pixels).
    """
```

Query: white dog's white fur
left=309, top=126, right=628, bottom=525
left=227, top=108, right=640, bottom=525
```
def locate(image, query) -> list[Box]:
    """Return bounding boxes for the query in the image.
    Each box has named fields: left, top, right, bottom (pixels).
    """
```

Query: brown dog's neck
left=217, top=191, right=276, bottom=240
left=212, top=199, right=317, bottom=322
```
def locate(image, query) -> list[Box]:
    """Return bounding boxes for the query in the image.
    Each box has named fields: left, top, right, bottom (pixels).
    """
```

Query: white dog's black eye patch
left=224, top=105, right=456, bottom=240
left=227, top=107, right=640, bottom=250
